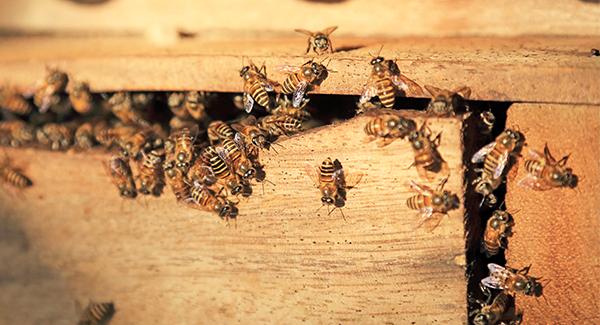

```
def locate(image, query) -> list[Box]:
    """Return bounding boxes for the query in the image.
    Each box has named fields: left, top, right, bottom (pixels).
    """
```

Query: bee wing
left=337, top=169, right=363, bottom=190
left=471, top=142, right=496, bottom=163
left=390, top=74, right=408, bottom=91
left=494, top=151, right=510, bottom=179
left=398, top=74, right=424, bottom=96
left=294, top=29, right=314, bottom=36
left=487, top=263, right=506, bottom=274
left=528, top=149, right=544, bottom=161
left=216, top=146, right=234, bottom=170
left=322, top=26, right=338, bottom=35
left=481, top=275, right=504, bottom=290
left=418, top=212, right=445, bottom=232
left=242, top=93, right=254, bottom=113
left=233, top=132, right=248, bottom=153
left=293, top=81, right=309, bottom=108
left=518, top=174, right=554, bottom=191
left=277, top=65, right=301, bottom=74
left=455, top=86, right=472, bottom=99
left=424, top=85, right=443, bottom=97
left=360, top=80, right=378, bottom=104
left=409, top=180, right=434, bottom=196
left=304, top=164, right=320, bottom=188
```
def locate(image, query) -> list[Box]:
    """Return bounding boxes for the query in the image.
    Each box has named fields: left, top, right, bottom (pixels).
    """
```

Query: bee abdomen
left=524, top=159, right=543, bottom=177
left=249, top=82, right=270, bottom=108
left=376, top=78, right=396, bottom=108
left=222, top=139, right=241, bottom=162
left=282, top=74, right=300, bottom=94
left=0, top=94, right=33, bottom=115
left=406, top=195, right=425, bottom=210
left=2, top=168, right=32, bottom=187
left=318, top=159, right=335, bottom=181
left=483, top=148, right=502, bottom=178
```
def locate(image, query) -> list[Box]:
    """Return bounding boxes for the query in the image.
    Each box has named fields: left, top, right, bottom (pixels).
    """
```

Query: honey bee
left=220, top=134, right=256, bottom=180
left=34, top=67, right=68, bottom=112
left=106, top=156, right=137, bottom=198
left=232, top=116, right=272, bottom=156
left=424, top=85, right=471, bottom=116
left=294, top=26, right=338, bottom=55
left=0, top=154, right=32, bottom=188
left=36, top=123, right=73, bottom=150
left=0, top=120, right=36, bottom=147
left=470, top=287, right=517, bottom=325
left=471, top=129, right=523, bottom=205
left=0, top=86, right=33, bottom=115
left=207, top=120, right=235, bottom=145
left=187, top=160, right=217, bottom=186
left=478, top=111, right=496, bottom=135
left=107, top=92, right=151, bottom=127
left=93, top=123, right=136, bottom=149
left=271, top=96, right=311, bottom=120
left=167, top=92, right=191, bottom=119
left=519, top=143, right=576, bottom=190
left=258, top=115, right=303, bottom=138
left=201, top=145, right=244, bottom=195
left=406, top=178, right=459, bottom=231
left=131, top=93, right=154, bottom=111
left=359, top=48, right=424, bottom=108
left=74, top=122, right=96, bottom=150
left=136, top=150, right=164, bottom=196
left=407, top=122, right=449, bottom=181
left=77, top=301, right=115, bottom=325
left=67, top=80, right=94, bottom=115
left=305, top=158, right=363, bottom=219
left=279, top=60, right=328, bottom=107
left=163, top=160, right=191, bottom=202
left=119, top=128, right=163, bottom=160
left=169, top=127, right=195, bottom=171
left=481, top=263, right=544, bottom=297
left=184, top=91, right=211, bottom=121
left=187, top=183, right=238, bottom=220
left=363, top=110, right=417, bottom=147
left=481, top=210, right=514, bottom=257
left=239, top=60, right=279, bottom=113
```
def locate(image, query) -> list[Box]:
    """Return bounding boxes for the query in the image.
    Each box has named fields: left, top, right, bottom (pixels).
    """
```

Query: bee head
left=241, top=164, right=255, bottom=179
left=370, top=56, right=384, bottom=66
left=314, top=35, right=329, bottom=49
left=215, top=201, right=231, bottom=218
left=411, top=138, right=423, bottom=150
left=240, top=66, right=250, bottom=77
left=561, top=168, right=578, bottom=188
left=231, top=183, right=243, bottom=195
left=490, top=210, right=513, bottom=229
left=472, top=312, right=492, bottom=325
left=321, top=196, right=334, bottom=204
left=521, top=278, right=543, bottom=297
left=501, top=129, right=523, bottom=149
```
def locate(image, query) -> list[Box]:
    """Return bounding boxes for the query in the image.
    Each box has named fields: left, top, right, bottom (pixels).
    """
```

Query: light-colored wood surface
left=0, top=114, right=467, bottom=324
left=1, top=0, right=599, bottom=37
left=0, top=36, right=599, bottom=104
left=505, top=104, right=600, bottom=324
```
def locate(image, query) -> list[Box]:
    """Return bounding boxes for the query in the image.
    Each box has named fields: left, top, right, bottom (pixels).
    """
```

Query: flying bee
left=470, top=287, right=516, bottom=325
left=519, top=143, right=576, bottom=191
left=77, top=301, right=115, bottom=325
left=185, top=91, right=212, bottom=121
left=106, top=156, right=136, bottom=198
left=202, top=145, right=244, bottom=196
left=363, top=110, right=417, bottom=147
left=481, top=210, right=514, bottom=257
left=294, top=26, right=337, bottom=55
left=239, top=60, right=279, bottom=113
left=407, top=122, right=449, bottom=181
left=471, top=129, right=523, bottom=206
left=0, top=120, right=36, bottom=147
left=232, top=116, right=272, bottom=157
left=207, top=120, right=235, bottom=144
left=424, top=85, right=471, bottom=116
left=481, top=263, right=544, bottom=297
left=221, top=134, right=256, bottom=180
left=360, top=48, right=424, bottom=108
left=258, top=115, right=303, bottom=138
left=478, top=111, right=496, bottom=135
left=406, top=178, right=459, bottom=231
left=36, top=123, right=73, bottom=150
left=107, top=92, right=151, bottom=127
left=272, top=96, right=312, bottom=120
left=187, top=183, right=238, bottom=220
left=163, top=160, right=191, bottom=202
left=74, top=122, right=96, bottom=150
left=67, top=80, right=94, bottom=115
left=0, top=86, right=33, bottom=115
left=136, top=150, right=164, bottom=196
left=278, top=59, right=328, bottom=107
left=34, top=67, right=68, bottom=112
left=304, top=158, right=363, bottom=220
left=0, top=154, right=32, bottom=188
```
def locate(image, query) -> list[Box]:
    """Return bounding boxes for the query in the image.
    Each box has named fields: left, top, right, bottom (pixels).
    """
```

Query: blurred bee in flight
left=481, top=263, right=544, bottom=297
left=239, top=60, right=279, bottom=113
left=519, top=143, right=577, bottom=191
left=278, top=59, right=329, bottom=107
left=294, top=26, right=338, bottom=55
left=424, top=85, right=471, bottom=117
left=406, top=178, right=459, bottom=231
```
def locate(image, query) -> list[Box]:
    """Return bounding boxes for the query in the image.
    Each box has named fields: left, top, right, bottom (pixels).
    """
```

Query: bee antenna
left=316, top=203, right=326, bottom=213
left=339, top=208, right=347, bottom=222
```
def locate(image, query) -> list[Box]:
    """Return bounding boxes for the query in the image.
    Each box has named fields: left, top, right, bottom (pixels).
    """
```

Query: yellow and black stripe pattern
left=208, top=121, right=235, bottom=144
left=1, top=167, right=32, bottom=188
left=524, top=159, right=544, bottom=178
left=203, top=146, right=231, bottom=180
left=0, top=87, right=33, bottom=115
left=483, top=146, right=504, bottom=179
left=318, top=158, right=336, bottom=184
left=282, top=73, right=302, bottom=95
left=406, top=194, right=430, bottom=211
left=246, top=78, right=270, bottom=108
left=375, top=78, right=396, bottom=108
left=78, top=301, right=115, bottom=325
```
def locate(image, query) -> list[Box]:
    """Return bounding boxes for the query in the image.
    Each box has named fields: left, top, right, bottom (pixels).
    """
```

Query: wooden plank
left=505, top=104, right=600, bottom=324
left=0, top=36, right=599, bottom=104
left=0, top=114, right=467, bottom=324
left=1, top=0, right=600, bottom=37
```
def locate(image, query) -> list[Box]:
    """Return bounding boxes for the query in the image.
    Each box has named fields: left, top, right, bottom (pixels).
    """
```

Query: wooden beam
left=0, top=36, right=599, bottom=104
left=0, top=113, right=467, bottom=324
left=505, top=104, right=600, bottom=324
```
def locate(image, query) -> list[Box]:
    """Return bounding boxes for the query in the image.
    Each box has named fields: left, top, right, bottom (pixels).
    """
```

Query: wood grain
left=1, top=0, right=599, bottom=37
left=0, top=36, right=599, bottom=104
left=0, top=113, right=467, bottom=324
left=505, top=104, right=600, bottom=324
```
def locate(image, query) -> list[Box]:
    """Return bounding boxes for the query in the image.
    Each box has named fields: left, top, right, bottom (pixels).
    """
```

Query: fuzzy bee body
left=108, top=92, right=150, bottom=127
left=408, top=122, right=448, bottom=181
left=294, top=26, right=337, bottom=55
left=207, top=121, right=235, bottom=144
left=221, top=136, right=256, bottom=180
left=189, top=184, right=237, bottom=219
left=202, top=146, right=242, bottom=195
left=0, top=86, right=33, bottom=115
left=259, top=115, right=303, bottom=138
left=424, top=85, right=471, bottom=116
left=472, top=291, right=512, bottom=325
left=163, top=160, right=190, bottom=202
left=279, top=60, right=327, bottom=107
left=481, top=210, right=514, bottom=257
left=239, top=61, right=278, bottom=112
left=481, top=263, right=544, bottom=297
left=107, top=156, right=136, bottom=199
left=171, top=128, right=195, bottom=171
left=78, top=301, right=115, bottom=325
left=406, top=179, right=459, bottom=231
left=74, top=122, right=96, bottom=150
left=520, top=144, right=576, bottom=191
left=0, top=120, right=35, bottom=147
left=34, top=68, right=68, bottom=112
left=67, top=80, right=94, bottom=115
left=36, top=123, right=73, bottom=151
left=137, top=150, right=164, bottom=196
left=364, top=112, right=416, bottom=147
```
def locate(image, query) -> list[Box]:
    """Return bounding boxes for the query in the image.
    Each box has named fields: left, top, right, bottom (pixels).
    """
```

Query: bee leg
left=376, top=137, right=396, bottom=147
left=305, top=39, right=312, bottom=54
left=518, top=264, right=532, bottom=275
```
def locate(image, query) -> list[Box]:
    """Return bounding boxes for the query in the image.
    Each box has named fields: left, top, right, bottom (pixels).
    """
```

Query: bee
left=187, top=160, right=217, bottom=186
left=170, top=128, right=195, bottom=171
left=34, top=67, right=68, bottom=112
left=67, top=80, right=94, bottom=115
left=406, top=178, right=459, bottom=231
left=294, top=26, right=337, bottom=55
left=201, top=145, right=244, bottom=195
left=305, top=158, right=363, bottom=219
left=131, top=93, right=154, bottom=111
left=471, top=129, right=523, bottom=205
left=591, top=48, right=600, bottom=57
left=478, top=111, right=496, bottom=135
left=0, top=120, right=36, bottom=147
left=232, top=116, right=272, bottom=156
left=169, top=116, right=197, bottom=131
left=167, top=92, right=190, bottom=118
left=36, top=123, right=73, bottom=150
left=271, top=96, right=311, bottom=120
left=187, top=183, right=238, bottom=220
left=481, top=210, right=514, bottom=257
left=363, top=110, right=416, bottom=147
left=481, top=263, right=544, bottom=297
left=407, top=122, right=449, bottom=181
left=119, top=128, right=163, bottom=160
left=207, top=120, right=235, bottom=145
left=0, top=86, right=33, bottom=115
left=184, top=91, right=211, bottom=121
left=74, top=122, right=96, bottom=150
left=470, top=287, right=516, bottom=325
left=359, top=49, right=424, bottom=108
left=519, top=143, right=576, bottom=191
left=77, top=301, right=115, bottom=325
left=220, top=134, right=256, bottom=180
left=258, top=115, right=303, bottom=138
left=93, top=124, right=136, bottom=149
left=163, top=160, right=191, bottom=202
left=0, top=154, right=32, bottom=188
left=239, top=60, right=279, bottom=113
left=107, top=92, right=150, bottom=127
left=279, top=60, right=328, bottom=107
left=106, top=156, right=137, bottom=198
left=424, top=85, right=471, bottom=116
left=136, top=150, right=164, bottom=196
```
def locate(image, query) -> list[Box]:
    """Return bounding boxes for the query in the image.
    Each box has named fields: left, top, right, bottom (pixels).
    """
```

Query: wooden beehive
left=0, top=1, right=599, bottom=324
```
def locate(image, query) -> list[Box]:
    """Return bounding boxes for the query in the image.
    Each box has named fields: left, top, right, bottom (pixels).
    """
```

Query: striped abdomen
left=376, top=77, right=396, bottom=108
left=208, top=121, right=235, bottom=144
left=480, top=292, right=509, bottom=324
left=246, top=78, right=270, bottom=108
left=483, top=146, right=504, bottom=179
left=2, top=168, right=32, bottom=188
left=277, top=116, right=302, bottom=134
left=414, top=145, right=437, bottom=171
left=282, top=73, right=302, bottom=94
left=524, top=159, right=545, bottom=178
left=364, top=117, right=388, bottom=137
left=190, top=185, right=213, bottom=207
left=318, top=158, right=336, bottom=184
left=222, top=138, right=242, bottom=164
left=406, top=194, right=430, bottom=210
left=78, top=302, right=115, bottom=325
left=204, top=146, right=231, bottom=180
left=0, top=90, right=33, bottom=115
left=482, top=226, right=502, bottom=256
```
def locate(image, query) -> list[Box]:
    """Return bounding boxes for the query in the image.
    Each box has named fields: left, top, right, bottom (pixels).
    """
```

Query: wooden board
left=505, top=104, right=600, bottom=324
left=0, top=36, right=599, bottom=104
left=0, top=113, right=467, bottom=324
left=1, top=0, right=600, bottom=37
